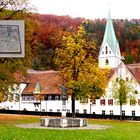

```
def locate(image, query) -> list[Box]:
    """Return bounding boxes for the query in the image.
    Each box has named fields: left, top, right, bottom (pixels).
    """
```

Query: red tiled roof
left=13, top=71, right=26, bottom=83
left=22, top=63, right=140, bottom=95
left=22, top=70, right=62, bottom=95
left=127, top=63, right=140, bottom=84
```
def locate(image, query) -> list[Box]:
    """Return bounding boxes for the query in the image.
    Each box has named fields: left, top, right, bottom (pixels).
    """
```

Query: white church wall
left=100, top=63, right=140, bottom=116
left=0, top=83, right=27, bottom=110
left=99, top=42, right=121, bottom=68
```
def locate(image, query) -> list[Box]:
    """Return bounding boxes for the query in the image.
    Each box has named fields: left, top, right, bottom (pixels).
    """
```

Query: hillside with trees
left=31, top=14, right=140, bottom=70
left=1, top=2, right=140, bottom=101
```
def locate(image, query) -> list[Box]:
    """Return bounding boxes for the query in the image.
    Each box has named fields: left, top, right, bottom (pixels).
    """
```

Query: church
left=0, top=11, right=140, bottom=117
left=97, top=10, right=140, bottom=116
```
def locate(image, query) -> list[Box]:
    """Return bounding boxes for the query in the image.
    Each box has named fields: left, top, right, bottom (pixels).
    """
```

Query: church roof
left=22, top=70, right=62, bottom=95
left=102, top=10, right=119, bottom=55
left=105, top=63, right=140, bottom=85
left=127, top=63, right=140, bottom=84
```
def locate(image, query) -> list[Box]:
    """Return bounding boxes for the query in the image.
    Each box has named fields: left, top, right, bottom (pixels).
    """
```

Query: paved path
left=16, top=123, right=112, bottom=130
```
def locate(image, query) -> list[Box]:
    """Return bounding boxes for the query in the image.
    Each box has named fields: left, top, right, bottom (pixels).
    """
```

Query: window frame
left=105, top=59, right=109, bottom=65
left=110, top=110, right=113, bottom=115
left=100, top=99, right=105, bottom=106
left=105, top=46, right=108, bottom=54
left=108, top=99, right=113, bottom=106
left=83, top=109, right=87, bottom=114
left=132, top=110, right=135, bottom=116
left=102, top=110, right=105, bottom=115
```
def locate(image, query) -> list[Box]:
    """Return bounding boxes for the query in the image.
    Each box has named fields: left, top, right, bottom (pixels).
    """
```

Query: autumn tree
left=112, top=77, right=138, bottom=120
left=0, top=0, right=33, bottom=20
left=0, top=0, right=35, bottom=102
left=55, top=25, right=108, bottom=117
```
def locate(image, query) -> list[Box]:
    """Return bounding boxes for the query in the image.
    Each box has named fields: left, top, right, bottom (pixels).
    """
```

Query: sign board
left=0, top=20, right=24, bottom=57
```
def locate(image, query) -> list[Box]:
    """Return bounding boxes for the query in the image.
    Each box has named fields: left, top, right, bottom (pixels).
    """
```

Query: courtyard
left=0, top=114, right=140, bottom=140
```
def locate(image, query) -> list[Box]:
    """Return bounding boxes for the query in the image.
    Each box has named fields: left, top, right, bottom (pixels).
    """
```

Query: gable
left=107, top=62, right=140, bottom=88
left=127, top=64, right=140, bottom=84
left=100, top=42, right=115, bottom=56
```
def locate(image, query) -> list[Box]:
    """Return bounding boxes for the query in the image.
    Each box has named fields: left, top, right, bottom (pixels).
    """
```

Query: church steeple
left=103, top=10, right=119, bottom=55
left=98, top=10, right=121, bottom=68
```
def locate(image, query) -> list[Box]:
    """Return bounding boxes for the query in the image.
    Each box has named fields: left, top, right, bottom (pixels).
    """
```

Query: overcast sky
left=30, top=0, right=140, bottom=19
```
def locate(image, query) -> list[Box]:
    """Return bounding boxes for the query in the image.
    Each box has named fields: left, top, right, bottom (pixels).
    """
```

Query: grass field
left=0, top=114, right=140, bottom=140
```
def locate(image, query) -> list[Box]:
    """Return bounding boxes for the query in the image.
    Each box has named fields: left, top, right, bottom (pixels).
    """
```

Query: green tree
left=55, top=25, right=108, bottom=117
left=112, top=77, right=138, bottom=120
left=126, top=53, right=135, bottom=64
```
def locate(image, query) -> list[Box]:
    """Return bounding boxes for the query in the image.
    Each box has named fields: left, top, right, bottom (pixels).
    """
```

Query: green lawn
left=0, top=114, right=140, bottom=140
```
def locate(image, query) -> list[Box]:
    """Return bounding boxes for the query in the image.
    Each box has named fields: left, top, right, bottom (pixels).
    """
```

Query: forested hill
left=32, top=14, right=140, bottom=70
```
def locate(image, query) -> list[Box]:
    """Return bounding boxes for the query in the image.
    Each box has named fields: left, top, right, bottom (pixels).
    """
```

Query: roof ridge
left=27, top=69, right=58, bottom=74
left=126, top=63, right=140, bottom=66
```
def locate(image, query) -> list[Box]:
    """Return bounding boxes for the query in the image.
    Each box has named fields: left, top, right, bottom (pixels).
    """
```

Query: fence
left=0, top=109, right=61, bottom=117
left=1, top=110, right=140, bottom=121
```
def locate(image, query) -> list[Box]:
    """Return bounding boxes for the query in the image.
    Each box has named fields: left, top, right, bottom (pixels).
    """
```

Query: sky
left=30, top=0, right=140, bottom=19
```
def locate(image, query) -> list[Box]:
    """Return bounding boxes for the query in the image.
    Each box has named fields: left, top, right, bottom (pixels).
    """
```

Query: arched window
left=105, top=46, right=108, bottom=54
left=105, top=59, right=109, bottom=65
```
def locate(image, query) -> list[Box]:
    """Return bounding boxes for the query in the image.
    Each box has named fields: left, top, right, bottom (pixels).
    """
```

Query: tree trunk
left=72, top=92, right=76, bottom=117
left=120, top=103, right=122, bottom=120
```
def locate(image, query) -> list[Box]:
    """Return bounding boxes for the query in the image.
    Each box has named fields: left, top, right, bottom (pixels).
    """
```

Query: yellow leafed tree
left=55, top=25, right=108, bottom=117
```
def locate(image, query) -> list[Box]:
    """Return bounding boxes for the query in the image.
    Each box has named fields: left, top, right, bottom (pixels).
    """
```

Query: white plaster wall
left=99, top=57, right=121, bottom=68
left=1, top=74, right=140, bottom=116
left=0, top=101, right=19, bottom=110
left=19, top=99, right=91, bottom=114
left=99, top=42, right=121, bottom=68
left=98, top=63, right=140, bottom=116
left=0, top=83, right=27, bottom=110
left=91, top=98, right=140, bottom=116
left=2, top=97, right=140, bottom=116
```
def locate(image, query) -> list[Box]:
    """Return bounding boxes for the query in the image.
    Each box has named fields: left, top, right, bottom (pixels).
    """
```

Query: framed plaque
left=0, top=20, right=24, bottom=57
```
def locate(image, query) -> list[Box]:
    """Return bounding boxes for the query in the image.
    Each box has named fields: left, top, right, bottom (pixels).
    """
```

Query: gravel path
left=16, top=123, right=112, bottom=130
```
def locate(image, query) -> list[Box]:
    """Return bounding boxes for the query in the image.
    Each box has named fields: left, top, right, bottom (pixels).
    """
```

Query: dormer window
left=105, top=46, right=108, bottom=54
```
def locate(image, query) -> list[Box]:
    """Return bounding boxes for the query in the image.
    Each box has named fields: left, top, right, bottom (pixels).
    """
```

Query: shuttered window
left=100, top=99, right=105, bottom=106
left=108, top=99, right=113, bottom=106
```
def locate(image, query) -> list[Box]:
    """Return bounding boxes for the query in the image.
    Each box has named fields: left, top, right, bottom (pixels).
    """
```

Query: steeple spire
left=98, top=10, right=121, bottom=68
left=102, top=10, right=119, bottom=55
